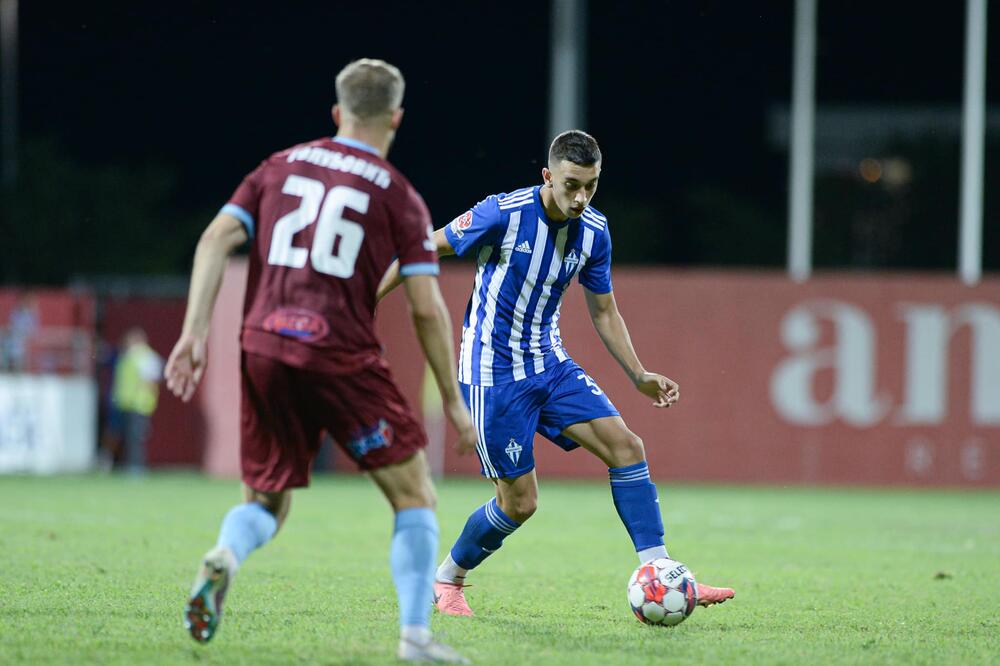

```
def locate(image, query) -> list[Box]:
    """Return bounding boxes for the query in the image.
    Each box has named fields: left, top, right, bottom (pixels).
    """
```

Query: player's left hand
left=164, top=334, right=207, bottom=403
left=443, top=397, right=478, bottom=456
left=634, top=372, right=679, bottom=408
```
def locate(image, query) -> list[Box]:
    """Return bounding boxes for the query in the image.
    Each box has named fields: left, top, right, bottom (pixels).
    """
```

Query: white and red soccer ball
left=627, top=558, right=698, bottom=626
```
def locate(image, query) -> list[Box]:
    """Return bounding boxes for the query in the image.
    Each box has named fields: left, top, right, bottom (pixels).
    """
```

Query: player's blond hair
left=335, top=59, right=405, bottom=120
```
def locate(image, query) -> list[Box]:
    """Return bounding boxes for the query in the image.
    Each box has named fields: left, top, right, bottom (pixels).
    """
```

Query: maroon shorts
left=240, top=352, right=426, bottom=492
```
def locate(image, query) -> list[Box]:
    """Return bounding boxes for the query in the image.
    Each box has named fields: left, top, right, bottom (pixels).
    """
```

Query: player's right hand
left=164, top=334, right=207, bottom=403
left=445, top=399, right=477, bottom=456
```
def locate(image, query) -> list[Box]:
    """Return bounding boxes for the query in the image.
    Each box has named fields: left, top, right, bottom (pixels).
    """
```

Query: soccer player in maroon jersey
left=165, top=59, right=475, bottom=664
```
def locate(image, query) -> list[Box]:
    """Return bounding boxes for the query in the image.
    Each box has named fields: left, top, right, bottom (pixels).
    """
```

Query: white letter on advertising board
left=897, top=303, right=1000, bottom=426
left=771, top=300, right=891, bottom=427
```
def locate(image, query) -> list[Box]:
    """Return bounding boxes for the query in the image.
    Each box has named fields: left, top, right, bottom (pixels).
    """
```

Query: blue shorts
left=461, top=359, right=619, bottom=479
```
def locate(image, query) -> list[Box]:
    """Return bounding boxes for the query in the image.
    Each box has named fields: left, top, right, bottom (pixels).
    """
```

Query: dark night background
left=3, top=1, right=998, bottom=284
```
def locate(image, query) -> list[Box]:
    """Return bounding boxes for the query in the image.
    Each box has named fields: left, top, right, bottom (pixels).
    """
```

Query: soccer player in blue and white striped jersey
left=379, top=130, right=734, bottom=616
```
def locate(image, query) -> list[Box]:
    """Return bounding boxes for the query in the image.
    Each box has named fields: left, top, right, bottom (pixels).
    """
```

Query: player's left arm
left=376, top=226, right=454, bottom=302
left=583, top=288, right=679, bottom=409
left=165, top=212, right=248, bottom=402
left=378, top=195, right=502, bottom=302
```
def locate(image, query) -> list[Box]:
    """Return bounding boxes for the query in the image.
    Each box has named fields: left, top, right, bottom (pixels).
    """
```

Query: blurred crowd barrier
left=0, top=290, right=97, bottom=472
left=0, top=290, right=95, bottom=374
left=0, top=290, right=201, bottom=473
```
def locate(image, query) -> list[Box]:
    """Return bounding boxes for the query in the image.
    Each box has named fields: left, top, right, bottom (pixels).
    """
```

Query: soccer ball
left=627, top=558, right=698, bottom=626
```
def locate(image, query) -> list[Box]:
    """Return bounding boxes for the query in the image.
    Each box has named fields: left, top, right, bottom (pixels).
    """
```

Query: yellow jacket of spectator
left=112, top=343, right=163, bottom=416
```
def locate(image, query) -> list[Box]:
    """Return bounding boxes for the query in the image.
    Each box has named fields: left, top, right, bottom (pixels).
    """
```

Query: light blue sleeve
left=220, top=204, right=255, bottom=239
left=579, top=226, right=613, bottom=294
left=443, top=195, right=504, bottom=257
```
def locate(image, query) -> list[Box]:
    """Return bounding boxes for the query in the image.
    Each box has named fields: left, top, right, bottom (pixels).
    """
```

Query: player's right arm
left=164, top=212, right=248, bottom=402
left=402, top=274, right=476, bottom=455
left=376, top=227, right=455, bottom=302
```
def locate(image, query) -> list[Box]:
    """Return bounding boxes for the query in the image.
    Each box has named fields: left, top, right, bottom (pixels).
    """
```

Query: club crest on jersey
left=450, top=211, right=473, bottom=238
left=563, top=249, right=580, bottom=276
left=347, top=418, right=393, bottom=459
left=505, top=438, right=523, bottom=464
left=262, top=307, right=330, bottom=342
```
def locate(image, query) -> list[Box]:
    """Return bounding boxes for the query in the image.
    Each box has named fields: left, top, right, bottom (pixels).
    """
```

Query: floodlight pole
left=959, top=0, right=987, bottom=286
left=548, top=0, right=587, bottom=144
left=787, top=0, right=817, bottom=282
left=0, top=0, right=17, bottom=187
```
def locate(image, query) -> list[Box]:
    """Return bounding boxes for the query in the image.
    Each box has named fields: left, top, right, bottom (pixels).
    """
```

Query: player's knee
left=246, top=489, right=290, bottom=530
left=410, top=481, right=438, bottom=510
left=614, top=432, right=645, bottom=466
left=516, top=499, right=538, bottom=523
left=502, top=495, right=537, bottom=523
left=389, top=477, right=437, bottom=512
left=248, top=489, right=281, bottom=514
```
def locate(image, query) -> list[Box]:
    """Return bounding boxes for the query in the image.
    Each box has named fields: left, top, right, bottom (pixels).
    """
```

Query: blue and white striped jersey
left=444, top=185, right=612, bottom=386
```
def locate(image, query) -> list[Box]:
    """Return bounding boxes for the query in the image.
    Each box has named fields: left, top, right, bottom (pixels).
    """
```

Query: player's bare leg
left=494, top=470, right=539, bottom=524
left=433, top=470, right=537, bottom=617
left=561, top=416, right=644, bottom=469
left=563, top=417, right=735, bottom=607
left=185, top=485, right=287, bottom=643
left=370, top=451, right=469, bottom=664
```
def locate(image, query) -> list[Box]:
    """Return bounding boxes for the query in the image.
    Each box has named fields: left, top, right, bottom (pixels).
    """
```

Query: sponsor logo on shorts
left=347, top=418, right=393, bottom=459
left=505, top=438, right=523, bottom=465
left=262, top=307, right=330, bottom=342
left=450, top=211, right=473, bottom=238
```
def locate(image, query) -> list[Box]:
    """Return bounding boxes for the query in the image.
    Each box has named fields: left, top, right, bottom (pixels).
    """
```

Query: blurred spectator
left=110, top=328, right=163, bottom=474
left=2, top=294, right=39, bottom=372
left=96, top=337, right=124, bottom=472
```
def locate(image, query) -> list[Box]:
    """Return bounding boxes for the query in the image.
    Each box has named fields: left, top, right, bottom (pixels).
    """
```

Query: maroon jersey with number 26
left=222, top=136, right=438, bottom=374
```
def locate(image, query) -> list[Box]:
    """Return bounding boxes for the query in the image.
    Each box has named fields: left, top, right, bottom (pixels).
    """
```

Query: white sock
left=401, top=625, right=432, bottom=645
left=435, top=553, right=469, bottom=584
left=637, top=545, right=669, bottom=563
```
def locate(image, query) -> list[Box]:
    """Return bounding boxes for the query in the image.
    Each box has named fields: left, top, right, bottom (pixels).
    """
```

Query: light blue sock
left=609, top=462, right=668, bottom=559
left=391, top=507, right=439, bottom=629
left=217, top=502, right=278, bottom=564
left=449, top=497, right=520, bottom=571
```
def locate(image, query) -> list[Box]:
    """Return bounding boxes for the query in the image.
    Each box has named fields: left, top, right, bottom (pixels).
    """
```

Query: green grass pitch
left=1, top=473, right=997, bottom=665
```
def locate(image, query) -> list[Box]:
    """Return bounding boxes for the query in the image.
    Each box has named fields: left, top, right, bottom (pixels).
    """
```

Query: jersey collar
left=533, top=185, right=575, bottom=229
left=332, top=136, right=380, bottom=156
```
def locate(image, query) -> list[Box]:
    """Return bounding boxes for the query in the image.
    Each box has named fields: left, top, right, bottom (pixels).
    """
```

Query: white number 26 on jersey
left=267, top=175, right=366, bottom=278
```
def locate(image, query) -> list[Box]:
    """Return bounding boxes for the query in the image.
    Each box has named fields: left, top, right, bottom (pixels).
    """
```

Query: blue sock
left=391, top=508, right=439, bottom=629
left=449, top=498, right=520, bottom=570
left=217, top=502, right=278, bottom=564
left=609, top=462, right=667, bottom=556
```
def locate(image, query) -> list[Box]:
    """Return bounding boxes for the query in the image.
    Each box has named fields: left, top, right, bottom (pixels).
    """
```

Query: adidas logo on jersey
left=514, top=240, right=532, bottom=254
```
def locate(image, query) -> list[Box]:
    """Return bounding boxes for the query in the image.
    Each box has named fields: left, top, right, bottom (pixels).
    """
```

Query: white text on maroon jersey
left=286, top=147, right=391, bottom=189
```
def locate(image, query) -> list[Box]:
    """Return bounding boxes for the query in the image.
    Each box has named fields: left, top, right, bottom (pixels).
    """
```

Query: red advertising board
left=100, top=297, right=204, bottom=466
left=197, top=262, right=1000, bottom=487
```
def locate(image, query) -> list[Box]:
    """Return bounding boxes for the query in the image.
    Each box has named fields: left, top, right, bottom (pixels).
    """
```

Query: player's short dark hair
left=335, top=59, right=405, bottom=119
left=548, top=130, right=602, bottom=167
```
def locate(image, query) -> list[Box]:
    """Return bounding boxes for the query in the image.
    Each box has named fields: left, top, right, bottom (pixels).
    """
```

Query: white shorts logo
left=505, top=438, right=523, bottom=464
